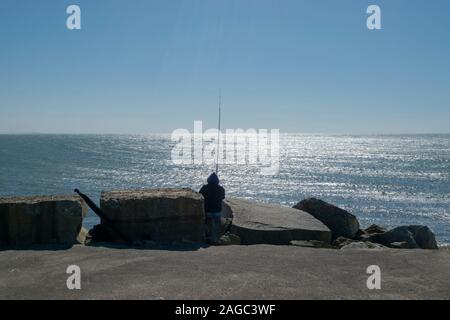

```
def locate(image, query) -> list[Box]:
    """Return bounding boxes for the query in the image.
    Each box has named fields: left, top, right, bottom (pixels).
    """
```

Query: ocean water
left=0, top=134, right=449, bottom=245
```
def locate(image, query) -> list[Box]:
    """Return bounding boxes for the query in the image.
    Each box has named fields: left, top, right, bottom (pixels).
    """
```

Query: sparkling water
left=0, top=134, right=448, bottom=245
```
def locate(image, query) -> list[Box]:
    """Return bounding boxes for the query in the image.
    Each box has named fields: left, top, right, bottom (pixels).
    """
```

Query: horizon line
left=0, top=132, right=449, bottom=136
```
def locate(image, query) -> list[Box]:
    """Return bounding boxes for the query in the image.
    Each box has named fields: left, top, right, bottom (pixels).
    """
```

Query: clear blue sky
left=1, top=0, right=449, bottom=134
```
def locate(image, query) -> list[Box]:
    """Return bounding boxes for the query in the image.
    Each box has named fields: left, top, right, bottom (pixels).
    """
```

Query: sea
left=0, top=134, right=449, bottom=245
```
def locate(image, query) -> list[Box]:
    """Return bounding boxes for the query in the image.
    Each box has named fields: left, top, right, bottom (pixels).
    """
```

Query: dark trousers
left=205, top=212, right=221, bottom=244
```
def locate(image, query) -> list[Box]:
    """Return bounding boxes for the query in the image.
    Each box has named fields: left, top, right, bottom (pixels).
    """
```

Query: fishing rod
left=74, top=189, right=132, bottom=245
left=215, top=90, right=221, bottom=174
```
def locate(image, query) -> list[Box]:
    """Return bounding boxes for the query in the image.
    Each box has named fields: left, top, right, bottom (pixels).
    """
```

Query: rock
left=219, top=233, right=241, bottom=246
left=341, top=241, right=386, bottom=250
left=221, top=201, right=233, bottom=219
left=76, top=227, right=90, bottom=245
left=0, top=195, right=87, bottom=247
left=219, top=202, right=234, bottom=239
left=293, top=198, right=360, bottom=239
left=290, top=240, right=333, bottom=249
left=227, top=198, right=331, bottom=245
left=362, top=242, right=387, bottom=249
left=88, top=223, right=115, bottom=243
left=408, top=225, right=438, bottom=249
left=99, top=188, right=205, bottom=243
left=369, top=225, right=438, bottom=249
left=332, top=236, right=388, bottom=250
left=358, top=234, right=373, bottom=242
left=354, top=229, right=367, bottom=238
left=389, top=241, right=410, bottom=249
left=332, top=236, right=355, bottom=249
left=364, top=224, right=387, bottom=234
left=354, top=225, right=387, bottom=241
left=369, top=226, right=418, bottom=248
left=353, top=229, right=377, bottom=241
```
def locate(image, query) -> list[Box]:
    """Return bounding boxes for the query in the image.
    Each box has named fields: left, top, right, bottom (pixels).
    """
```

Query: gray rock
left=76, top=227, right=90, bottom=245
left=221, top=201, right=233, bottom=219
left=293, top=198, right=360, bottom=239
left=354, top=229, right=368, bottom=240
left=220, top=202, right=234, bottom=236
left=219, top=233, right=241, bottom=246
left=389, top=241, right=410, bottom=249
left=364, top=224, right=387, bottom=234
left=369, top=226, right=418, bottom=248
left=332, top=236, right=355, bottom=249
left=356, top=234, right=372, bottom=242
left=363, top=242, right=387, bottom=249
left=0, top=195, right=87, bottom=247
left=99, top=188, right=205, bottom=243
left=228, top=198, right=331, bottom=245
left=408, top=225, right=438, bottom=249
left=341, top=241, right=386, bottom=250
left=369, top=225, right=438, bottom=249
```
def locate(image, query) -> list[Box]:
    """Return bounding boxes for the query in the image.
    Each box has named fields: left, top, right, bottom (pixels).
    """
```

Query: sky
left=0, top=0, right=449, bottom=134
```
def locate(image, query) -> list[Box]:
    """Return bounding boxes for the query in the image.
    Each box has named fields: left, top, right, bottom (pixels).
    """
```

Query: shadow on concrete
left=1, top=242, right=211, bottom=252
left=0, top=243, right=76, bottom=252
left=84, top=241, right=211, bottom=251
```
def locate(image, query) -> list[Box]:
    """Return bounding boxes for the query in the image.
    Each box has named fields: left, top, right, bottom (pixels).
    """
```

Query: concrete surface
left=1, top=244, right=449, bottom=299
left=227, top=198, right=331, bottom=244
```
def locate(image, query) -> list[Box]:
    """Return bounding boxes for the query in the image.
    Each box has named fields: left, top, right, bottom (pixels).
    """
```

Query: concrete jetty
left=0, top=244, right=449, bottom=299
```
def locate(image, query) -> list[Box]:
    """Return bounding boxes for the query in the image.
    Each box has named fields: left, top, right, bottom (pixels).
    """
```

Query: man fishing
left=199, top=172, right=225, bottom=245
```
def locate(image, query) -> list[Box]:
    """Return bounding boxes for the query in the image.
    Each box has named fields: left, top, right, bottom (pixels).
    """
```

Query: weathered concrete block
left=227, top=198, right=331, bottom=245
left=0, top=195, right=88, bottom=247
left=99, top=188, right=205, bottom=243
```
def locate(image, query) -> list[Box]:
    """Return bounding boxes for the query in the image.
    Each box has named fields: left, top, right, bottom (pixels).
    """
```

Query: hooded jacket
left=199, top=173, right=225, bottom=213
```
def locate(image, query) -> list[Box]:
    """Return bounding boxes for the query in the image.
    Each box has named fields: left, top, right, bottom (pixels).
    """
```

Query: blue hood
left=207, top=173, right=219, bottom=185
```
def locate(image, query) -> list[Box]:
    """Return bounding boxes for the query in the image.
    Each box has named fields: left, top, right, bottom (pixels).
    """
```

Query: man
left=199, top=172, right=225, bottom=244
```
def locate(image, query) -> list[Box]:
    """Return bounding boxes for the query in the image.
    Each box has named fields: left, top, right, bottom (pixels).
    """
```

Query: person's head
left=207, top=172, right=219, bottom=185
